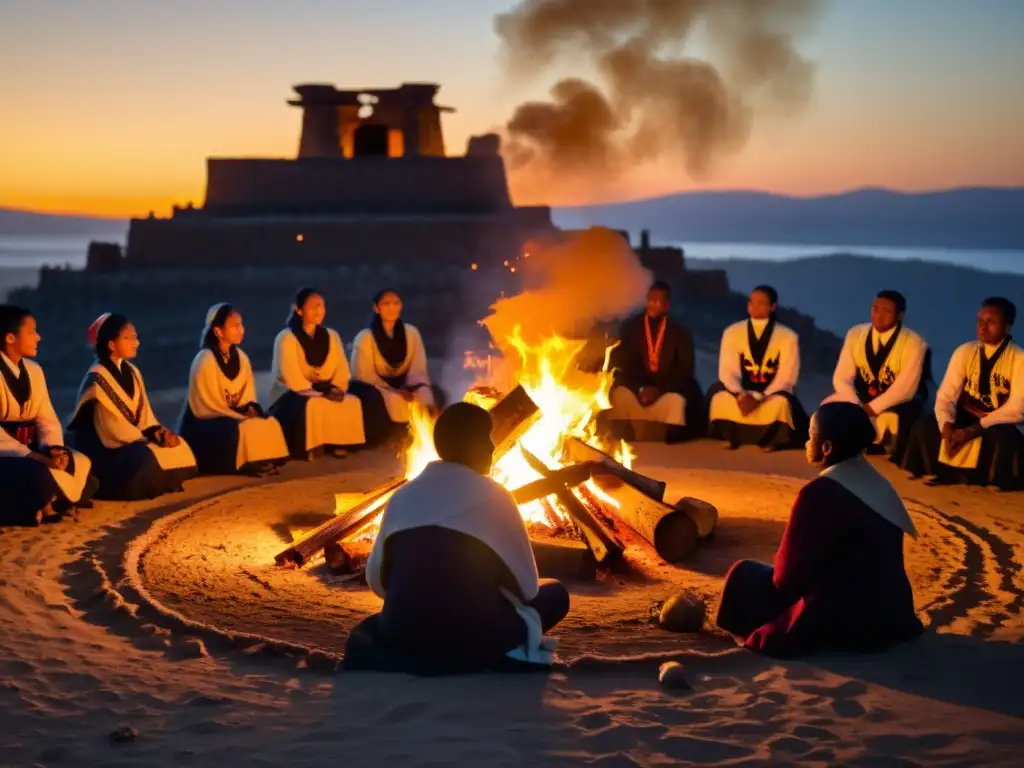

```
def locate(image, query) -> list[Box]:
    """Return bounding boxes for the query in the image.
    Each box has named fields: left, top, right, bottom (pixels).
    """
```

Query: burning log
left=488, top=384, right=541, bottom=459
left=274, top=478, right=405, bottom=568
left=324, top=539, right=372, bottom=575
left=674, top=497, right=718, bottom=539
left=520, top=447, right=625, bottom=567
left=562, top=436, right=666, bottom=502
left=510, top=462, right=597, bottom=505
left=531, top=536, right=597, bottom=582
left=583, top=475, right=699, bottom=564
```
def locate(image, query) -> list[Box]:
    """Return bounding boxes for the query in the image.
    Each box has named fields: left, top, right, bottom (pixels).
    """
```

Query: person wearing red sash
left=606, top=280, right=705, bottom=442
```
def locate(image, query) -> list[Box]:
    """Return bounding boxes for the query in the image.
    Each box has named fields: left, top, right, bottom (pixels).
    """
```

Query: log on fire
left=562, top=436, right=666, bottom=502
left=581, top=475, right=699, bottom=564
left=510, top=462, right=597, bottom=505
left=531, top=536, right=597, bottom=582
left=274, top=478, right=405, bottom=568
left=520, top=447, right=625, bottom=567
left=488, top=384, right=541, bottom=460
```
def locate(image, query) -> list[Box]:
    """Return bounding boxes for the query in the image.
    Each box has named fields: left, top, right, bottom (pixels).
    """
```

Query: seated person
left=0, top=305, right=97, bottom=525
left=67, top=313, right=197, bottom=501
left=823, top=290, right=930, bottom=465
left=344, top=402, right=570, bottom=675
left=707, top=285, right=808, bottom=450
left=178, top=303, right=290, bottom=476
left=716, top=402, right=924, bottom=658
left=268, top=288, right=367, bottom=459
left=349, top=289, right=446, bottom=436
left=900, top=297, right=1023, bottom=491
left=606, top=280, right=705, bottom=442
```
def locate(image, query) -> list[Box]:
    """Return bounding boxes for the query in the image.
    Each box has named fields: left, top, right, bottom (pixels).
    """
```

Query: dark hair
left=202, top=303, right=237, bottom=349
left=372, top=288, right=401, bottom=306
left=0, top=304, right=32, bottom=342
left=95, top=314, right=131, bottom=360
left=433, top=402, right=493, bottom=465
left=649, top=280, right=672, bottom=299
left=875, top=290, right=907, bottom=315
left=288, top=287, right=321, bottom=324
left=815, top=402, right=876, bottom=463
left=752, top=284, right=778, bottom=306
left=982, top=296, right=1017, bottom=327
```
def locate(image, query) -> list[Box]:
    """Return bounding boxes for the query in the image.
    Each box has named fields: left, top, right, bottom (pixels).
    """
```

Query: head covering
left=370, top=288, right=407, bottom=371
left=87, top=313, right=112, bottom=349
left=287, top=288, right=329, bottom=368
left=201, top=303, right=241, bottom=380
left=89, top=313, right=130, bottom=360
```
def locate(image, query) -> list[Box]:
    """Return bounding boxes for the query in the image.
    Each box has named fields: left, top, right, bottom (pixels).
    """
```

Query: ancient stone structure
left=125, top=82, right=554, bottom=268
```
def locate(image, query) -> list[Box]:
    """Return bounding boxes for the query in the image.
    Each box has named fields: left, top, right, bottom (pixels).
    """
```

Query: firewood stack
left=273, top=384, right=719, bottom=579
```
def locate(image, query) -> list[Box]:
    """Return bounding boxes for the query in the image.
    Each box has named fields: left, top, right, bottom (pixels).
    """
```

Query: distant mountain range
left=3, top=186, right=1023, bottom=249
left=555, top=187, right=1024, bottom=250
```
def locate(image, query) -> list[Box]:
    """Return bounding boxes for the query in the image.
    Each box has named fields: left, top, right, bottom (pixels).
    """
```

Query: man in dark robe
left=606, top=280, right=705, bottom=442
left=899, top=296, right=1023, bottom=491
left=825, top=290, right=931, bottom=465
left=716, top=402, right=923, bottom=658
left=344, top=402, right=570, bottom=675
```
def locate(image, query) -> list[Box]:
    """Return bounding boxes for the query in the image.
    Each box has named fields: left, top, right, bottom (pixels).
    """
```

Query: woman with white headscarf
left=178, top=303, right=290, bottom=476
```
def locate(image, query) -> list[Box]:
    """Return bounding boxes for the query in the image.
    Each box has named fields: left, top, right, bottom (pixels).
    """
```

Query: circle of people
left=1, top=282, right=1021, bottom=526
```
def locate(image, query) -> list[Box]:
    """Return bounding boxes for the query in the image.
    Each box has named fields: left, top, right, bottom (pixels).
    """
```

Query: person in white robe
left=708, top=285, right=809, bottom=450
left=822, top=290, right=930, bottom=464
left=900, top=297, right=1024, bottom=491
left=268, top=288, right=367, bottom=459
left=344, top=403, right=569, bottom=675
left=349, top=289, right=446, bottom=441
left=66, top=313, right=198, bottom=501
left=178, top=303, right=290, bottom=476
left=0, top=305, right=97, bottom=525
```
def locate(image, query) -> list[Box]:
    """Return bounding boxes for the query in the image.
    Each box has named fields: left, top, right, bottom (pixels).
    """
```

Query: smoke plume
left=496, top=0, right=821, bottom=193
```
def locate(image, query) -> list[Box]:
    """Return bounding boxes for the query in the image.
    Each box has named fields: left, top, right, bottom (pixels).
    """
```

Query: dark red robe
left=717, top=476, right=923, bottom=658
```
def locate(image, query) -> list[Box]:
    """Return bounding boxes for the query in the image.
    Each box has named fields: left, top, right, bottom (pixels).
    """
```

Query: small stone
left=110, top=725, right=138, bottom=743
left=659, top=592, right=706, bottom=633
left=658, top=661, right=691, bottom=690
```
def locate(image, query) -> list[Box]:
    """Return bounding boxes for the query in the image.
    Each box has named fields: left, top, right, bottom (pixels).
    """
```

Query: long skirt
left=899, top=411, right=1024, bottom=491
left=270, top=389, right=367, bottom=458
left=707, top=382, right=809, bottom=449
left=69, top=409, right=197, bottom=501
left=605, top=379, right=707, bottom=443
left=178, top=407, right=290, bottom=475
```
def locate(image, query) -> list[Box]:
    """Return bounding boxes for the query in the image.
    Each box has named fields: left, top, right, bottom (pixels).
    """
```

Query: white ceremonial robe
left=69, top=361, right=197, bottom=471
left=187, top=348, right=289, bottom=469
left=710, top=320, right=801, bottom=428
left=270, top=327, right=366, bottom=451
left=934, top=340, right=1024, bottom=470
left=608, top=387, right=686, bottom=425
left=0, top=354, right=92, bottom=503
left=824, top=324, right=928, bottom=444
left=350, top=324, right=434, bottom=423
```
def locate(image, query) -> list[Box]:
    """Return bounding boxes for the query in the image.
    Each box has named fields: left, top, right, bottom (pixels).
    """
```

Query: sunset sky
left=1, top=0, right=1022, bottom=217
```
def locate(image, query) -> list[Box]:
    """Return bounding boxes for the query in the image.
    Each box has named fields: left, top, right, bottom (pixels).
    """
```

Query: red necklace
left=644, top=315, right=667, bottom=372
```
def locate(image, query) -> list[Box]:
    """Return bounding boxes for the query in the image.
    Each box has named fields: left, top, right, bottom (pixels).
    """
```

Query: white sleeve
left=934, top=346, right=967, bottom=431
left=764, top=330, right=800, bottom=397
left=329, top=331, right=353, bottom=391
left=831, top=330, right=860, bottom=403
left=189, top=351, right=243, bottom=420
left=239, top=351, right=259, bottom=408
left=350, top=332, right=388, bottom=388
left=718, top=326, right=743, bottom=393
left=31, top=367, right=65, bottom=450
left=980, top=350, right=1024, bottom=428
left=0, top=424, right=31, bottom=457
left=870, top=334, right=927, bottom=413
left=93, top=398, right=147, bottom=448
left=273, top=332, right=315, bottom=394
left=405, top=328, right=431, bottom=388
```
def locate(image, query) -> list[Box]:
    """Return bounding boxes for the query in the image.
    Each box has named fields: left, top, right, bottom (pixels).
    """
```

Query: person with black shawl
left=823, top=290, right=930, bottom=464
left=0, top=305, right=97, bottom=525
left=716, top=401, right=923, bottom=658
left=268, top=288, right=367, bottom=459
left=67, top=313, right=197, bottom=501
left=606, top=280, right=705, bottom=442
left=707, top=285, right=809, bottom=450
left=178, top=303, right=289, bottom=476
left=349, top=289, right=446, bottom=439
left=899, top=296, right=1024, bottom=491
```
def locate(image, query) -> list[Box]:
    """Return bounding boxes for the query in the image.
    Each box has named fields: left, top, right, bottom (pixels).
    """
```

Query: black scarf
left=865, top=324, right=902, bottom=382
left=206, top=342, right=242, bottom=381
left=978, top=335, right=1011, bottom=400
left=1, top=356, right=31, bottom=411
left=101, top=358, right=136, bottom=399
left=371, top=315, right=408, bottom=370
left=288, top=315, right=330, bottom=368
left=746, top=318, right=776, bottom=369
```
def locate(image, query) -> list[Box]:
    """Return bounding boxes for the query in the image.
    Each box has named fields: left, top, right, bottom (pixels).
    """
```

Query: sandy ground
left=3, top=428, right=1024, bottom=767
